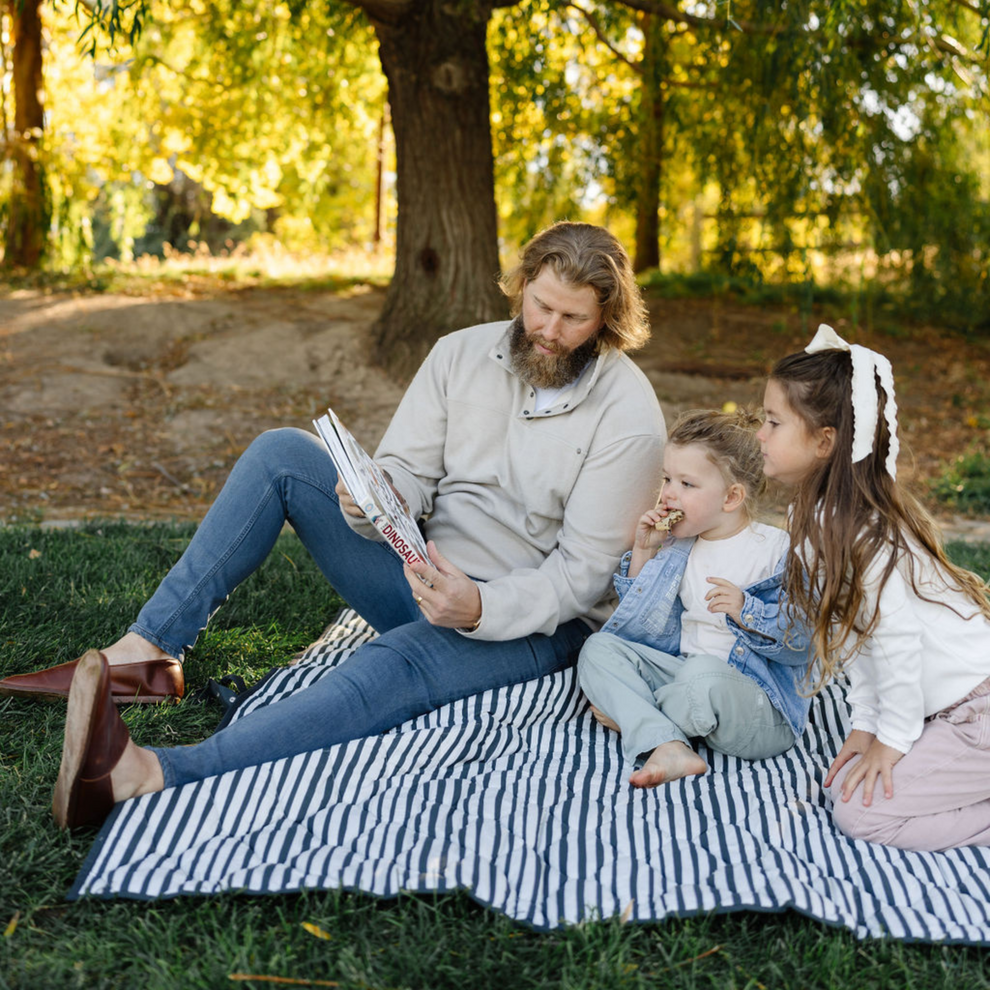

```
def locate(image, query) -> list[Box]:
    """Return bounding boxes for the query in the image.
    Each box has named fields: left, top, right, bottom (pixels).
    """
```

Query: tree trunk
left=4, top=0, right=48, bottom=269
left=363, top=0, right=507, bottom=381
left=372, top=103, right=389, bottom=246
left=633, top=12, right=666, bottom=274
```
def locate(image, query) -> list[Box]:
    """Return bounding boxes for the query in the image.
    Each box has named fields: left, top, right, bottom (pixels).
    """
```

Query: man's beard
left=508, top=318, right=600, bottom=389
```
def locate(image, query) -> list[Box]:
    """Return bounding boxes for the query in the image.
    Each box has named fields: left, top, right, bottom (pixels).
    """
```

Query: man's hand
left=334, top=477, right=365, bottom=519
left=404, top=541, right=483, bottom=631
left=336, top=468, right=407, bottom=520
left=824, top=729, right=905, bottom=805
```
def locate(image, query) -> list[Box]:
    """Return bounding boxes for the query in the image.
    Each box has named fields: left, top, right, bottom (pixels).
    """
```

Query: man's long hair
left=773, top=347, right=990, bottom=693
left=499, top=222, right=650, bottom=353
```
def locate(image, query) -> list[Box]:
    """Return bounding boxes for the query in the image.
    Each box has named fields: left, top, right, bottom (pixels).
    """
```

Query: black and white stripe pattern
left=69, top=611, right=990, bottom=943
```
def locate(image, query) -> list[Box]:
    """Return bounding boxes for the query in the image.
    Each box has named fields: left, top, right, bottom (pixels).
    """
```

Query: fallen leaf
left=300, top=921, right=333, bottom=941
left=653, top=944, right=724, bottom=974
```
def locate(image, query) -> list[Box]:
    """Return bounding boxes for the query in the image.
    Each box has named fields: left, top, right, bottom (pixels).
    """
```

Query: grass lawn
left=2, top=522, right=989, bottom=989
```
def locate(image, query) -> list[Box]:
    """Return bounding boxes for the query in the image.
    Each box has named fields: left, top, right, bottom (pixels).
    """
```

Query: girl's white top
left=844, top=542, right=990, bottom=753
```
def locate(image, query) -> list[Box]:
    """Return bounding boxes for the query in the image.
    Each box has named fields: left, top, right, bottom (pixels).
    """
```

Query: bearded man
left=6, top=222, right=665, bottom=830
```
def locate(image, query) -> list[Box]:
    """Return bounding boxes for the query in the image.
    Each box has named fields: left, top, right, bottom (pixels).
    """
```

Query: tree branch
left=567, top=4, right=727, bottom=86
left=139, top=53, right=227, bottom=90
left=615, top=0, right=788, bottom=36
left=903, top=0, right=988, bottom=70
left=614, top=0, right=988, bottom=67
left=947, top=0, right=984, bottom=14
left=567, top=2, right=639, bottom=70
left=342, top=0, right=415, bottom=26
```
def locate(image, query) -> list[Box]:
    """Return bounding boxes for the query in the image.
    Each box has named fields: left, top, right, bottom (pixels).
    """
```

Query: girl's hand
left=825, top=730, right=904, bottom=805
left=824, top=729, right=874, bottom=787
left=705, top=577, right=744, bottom=623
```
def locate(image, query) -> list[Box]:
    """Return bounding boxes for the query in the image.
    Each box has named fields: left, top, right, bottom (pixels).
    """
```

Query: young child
left=578, top=408, right=813, bottom=789
left=761, top=324, right=990, bottom=851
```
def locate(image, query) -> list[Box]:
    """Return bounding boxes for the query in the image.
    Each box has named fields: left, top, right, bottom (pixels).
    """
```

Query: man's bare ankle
left=102, top=633, right=176, bottom=666
left=112, top=743, right=165, bottom=802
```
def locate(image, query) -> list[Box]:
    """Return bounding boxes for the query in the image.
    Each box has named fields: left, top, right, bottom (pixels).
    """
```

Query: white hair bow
left=804, top=324, right=899, bottom=479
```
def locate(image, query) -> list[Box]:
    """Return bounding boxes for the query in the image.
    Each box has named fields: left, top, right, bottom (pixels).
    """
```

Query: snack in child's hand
left=655, top=509, right=685, bottom=533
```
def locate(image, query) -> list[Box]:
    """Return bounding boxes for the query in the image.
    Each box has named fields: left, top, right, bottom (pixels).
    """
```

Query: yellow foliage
left=161, top=129, right=189, bottom=157
left=19, top=0, right=388, bottom=260
left=147, top=158, right=175, bottom=185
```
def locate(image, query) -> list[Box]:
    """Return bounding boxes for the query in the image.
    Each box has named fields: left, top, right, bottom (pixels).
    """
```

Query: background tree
left=10, top=0, right=990, bottom=369
left=496, top=0, right=989, bottom=328
left=95, top=1, right=388, bottom=255
left=4, top=0, right=392, bottom=268
left=489, top=2, right=627, bottom=250
left=2, top=0, right=49, bottom=268
left=356, top=0, right=508, bottom=379
left=80, top=0, right=511, bottom=380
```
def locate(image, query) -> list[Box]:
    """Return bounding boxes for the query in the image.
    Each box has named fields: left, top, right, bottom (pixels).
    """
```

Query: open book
left=314, top=408, right=429, bottom=566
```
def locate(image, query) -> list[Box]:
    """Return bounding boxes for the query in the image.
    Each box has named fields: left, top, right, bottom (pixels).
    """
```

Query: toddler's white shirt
left=679, top=522, right=789, bottom=659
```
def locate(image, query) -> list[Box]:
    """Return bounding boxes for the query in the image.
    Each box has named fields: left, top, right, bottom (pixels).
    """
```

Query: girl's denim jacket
left=598, top=536, right=813, bottom=738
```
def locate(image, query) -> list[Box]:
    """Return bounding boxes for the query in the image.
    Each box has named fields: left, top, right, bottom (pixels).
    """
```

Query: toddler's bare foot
left=590, top=705, right=621, bottom=733
left=629, top=741, right=707, bottom=789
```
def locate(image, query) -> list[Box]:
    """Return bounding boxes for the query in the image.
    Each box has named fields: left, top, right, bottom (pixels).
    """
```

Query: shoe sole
left=1, top=686, right=178, bottom=705
left=52, top=651, right=103, bottom=829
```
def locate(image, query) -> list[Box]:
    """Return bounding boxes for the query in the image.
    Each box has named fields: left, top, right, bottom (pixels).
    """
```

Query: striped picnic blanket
left=69, top=610, right=990, bottom=944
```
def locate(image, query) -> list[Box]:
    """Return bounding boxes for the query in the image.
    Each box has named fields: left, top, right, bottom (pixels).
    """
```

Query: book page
left=313, top=410, right=430, bottom=566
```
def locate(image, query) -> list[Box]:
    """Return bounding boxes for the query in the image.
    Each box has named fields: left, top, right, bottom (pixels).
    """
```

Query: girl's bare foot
left=629, top=741, right=707, bottom=788
left=102, top=631, right=177, bottom=666
left=590, top=705, right=621, bottom=733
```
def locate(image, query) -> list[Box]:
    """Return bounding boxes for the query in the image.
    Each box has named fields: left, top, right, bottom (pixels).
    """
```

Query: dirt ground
left=2, top=281, right=989, bottom=526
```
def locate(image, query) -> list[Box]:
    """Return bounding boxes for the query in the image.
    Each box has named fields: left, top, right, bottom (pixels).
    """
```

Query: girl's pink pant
left=827, top=676, right=990, bottom=851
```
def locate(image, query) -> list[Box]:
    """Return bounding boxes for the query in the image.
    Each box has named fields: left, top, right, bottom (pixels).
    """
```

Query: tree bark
left=372, top=103, right=389, bottom=246
left=4, top=0, right=48, bottom=269
left=362, top=0, right=507, bottom=381
left=633, top=12, right=666, bottom=273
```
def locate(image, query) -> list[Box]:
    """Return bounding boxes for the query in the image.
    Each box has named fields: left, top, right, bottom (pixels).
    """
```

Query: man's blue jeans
left=137, top=428, right=590, bottom=787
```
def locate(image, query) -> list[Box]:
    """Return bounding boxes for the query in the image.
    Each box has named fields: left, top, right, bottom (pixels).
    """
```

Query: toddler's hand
left=705, top=577, right=744, bottom=623
left=633, top=508, right=669, bottom=553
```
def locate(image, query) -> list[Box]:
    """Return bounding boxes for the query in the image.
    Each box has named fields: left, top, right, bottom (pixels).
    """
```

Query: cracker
left=655, top=509, right=685, bottom=533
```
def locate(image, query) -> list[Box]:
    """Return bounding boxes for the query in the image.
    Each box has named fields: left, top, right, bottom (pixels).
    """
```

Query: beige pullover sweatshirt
left=345, top=321, right=665, bottom=641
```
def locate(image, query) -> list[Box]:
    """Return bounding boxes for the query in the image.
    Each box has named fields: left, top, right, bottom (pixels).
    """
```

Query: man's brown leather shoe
left=52, top=650, right=132, bottom=830
left=0, top=655, right=183, bottom=704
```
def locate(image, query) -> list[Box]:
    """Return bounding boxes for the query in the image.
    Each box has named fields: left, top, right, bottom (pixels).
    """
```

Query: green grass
left=2, top=523, right=990, bottom=989
left=930, top=450, right=990, bottom=516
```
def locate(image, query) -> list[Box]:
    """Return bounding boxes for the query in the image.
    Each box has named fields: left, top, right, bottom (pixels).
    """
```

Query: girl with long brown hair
left=760, top=325, right=990, bottom=850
